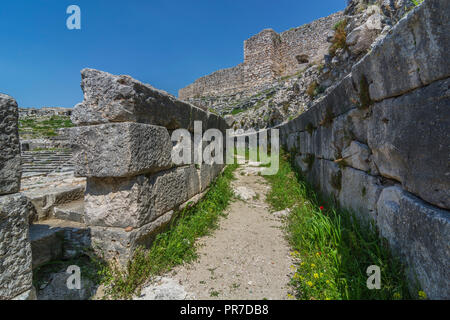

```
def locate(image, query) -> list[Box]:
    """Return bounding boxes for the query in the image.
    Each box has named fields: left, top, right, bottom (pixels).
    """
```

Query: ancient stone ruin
left=70, top=69, right=228, bottom=266
left=278, top=0, right=449, bottom=299
left=0, top=0, right=449, bottom=301
left=0, top=94, right=36, bottom=300
left=179, top=12, right=343, bottom=102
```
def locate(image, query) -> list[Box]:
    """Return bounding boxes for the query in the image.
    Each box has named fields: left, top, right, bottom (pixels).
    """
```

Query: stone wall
left=19, top=107, right=72, bottom=118
left=277, top=0, right=449, bottom=299
left=177, top=64, right=245, bottom=100
left=178, top=12, right=343, bottom=100
left=0, top=94, right=36, bottom=300
left=70, top=69, right=228, bottom=266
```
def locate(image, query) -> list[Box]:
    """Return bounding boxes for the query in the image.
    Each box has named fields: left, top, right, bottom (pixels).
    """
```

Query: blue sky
left=0, top=0, right=346, bottom=108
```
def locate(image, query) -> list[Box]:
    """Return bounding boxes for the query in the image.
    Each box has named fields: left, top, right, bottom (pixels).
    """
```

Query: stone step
left=23, top=184, right=85, bottom=222
left=29, top=219, right=90, bottom=269
left=53, top=199, right=85, bottom=223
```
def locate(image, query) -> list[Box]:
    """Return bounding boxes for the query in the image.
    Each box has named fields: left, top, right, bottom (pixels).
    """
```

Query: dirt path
left=138, top=162, right=294, bottom=300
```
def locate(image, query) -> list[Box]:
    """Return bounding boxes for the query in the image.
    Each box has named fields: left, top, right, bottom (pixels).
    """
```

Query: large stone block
left=85, top=166, right=198, bottom=228
left=71, top=69, right=194, bottom=130
left=377, top=186, right=450, bottom=299
left=199, top=163, right=224, bottom=192
left=90, top=210, right=175, bottom=267
left=339, top=167, right=383, bottom=223
left=352, top=0, right=450, bottom=101
left=72, top=122, right=172, bottom=178
left=25, top=185, right=84, bottom=223
left=342, top=141, right=370, bottom=172
left=0, top=194, right=34, bottom=300
left=368, top=78, right=450, bottom=209
left=0, top=94, right=21, bottom=195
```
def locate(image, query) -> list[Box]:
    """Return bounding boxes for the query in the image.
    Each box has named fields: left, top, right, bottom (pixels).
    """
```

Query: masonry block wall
left=277, top=0, right=450, bottom=299
left=70, top=69, right=228, bottom=266
left=0, top=94, right=36, bottom=300
left=179, top=12, right=343, bottom=100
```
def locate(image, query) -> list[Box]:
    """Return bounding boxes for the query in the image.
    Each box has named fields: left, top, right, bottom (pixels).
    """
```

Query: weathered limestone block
left=346, top=12, right=383, bottom=56
left=11, top=287, right=36, bottom=300
left=352, top=0, right=450, bottom=101
left=342, top=141, right=370, bottom=172
left=368, top=78, right=450, bottom=209
left=90, top=210, right=175, bottom=267
left=29, top=221, right=91, bottom=268
left=71, top=69, right=194, bottom=130
left=72, top=123, right=172, bottom=178
left=29, top=224, right=64, bottom=268
left=286, top=132, right=300, bottom=153
left=339, top=167, right=383, bottom=223
left=0, top=194, right=34, bottom=300
left=345, top=107, right=370, bottom=144
left=25, top=185, right=84, bottom=223
left=377, top=186, right=450, bottom=299
left=318, top=159, right=341, bottom=201
left=199, top=163, right=224, bottom=192
left=298, top=131, right=312, bottom=156
left=287, top=75, right=359, bottom=134
left=85, top=166, right=198, bottom=228
left=0, top=94, right=21, bottom=195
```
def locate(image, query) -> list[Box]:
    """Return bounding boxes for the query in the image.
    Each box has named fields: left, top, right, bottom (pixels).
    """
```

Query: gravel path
left=139, top=162, right=294, bottom=300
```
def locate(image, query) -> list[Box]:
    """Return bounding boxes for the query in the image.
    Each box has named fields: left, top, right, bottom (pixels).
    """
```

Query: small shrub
left=306, top=81, right=318, bottom=99
left=329, top=19, right=348, bottom=57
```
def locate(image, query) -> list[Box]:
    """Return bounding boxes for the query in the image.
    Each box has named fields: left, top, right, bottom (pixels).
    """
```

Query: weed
left=329, top=19, right=348, bottom=57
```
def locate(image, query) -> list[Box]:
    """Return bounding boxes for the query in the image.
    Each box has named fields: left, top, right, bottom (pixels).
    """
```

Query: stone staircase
left=25, top=183, right=90, bottom=269
left=22, top=150, right=74, bottom=176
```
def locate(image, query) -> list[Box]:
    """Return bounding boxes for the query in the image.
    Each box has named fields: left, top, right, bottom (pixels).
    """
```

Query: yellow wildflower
left=313, top=273, right=319, bottom=279
left=306, top=281, right=313, bottom=287
left=311, top=263, right=316, bottom=268
left=418, top=291, right=427, bottom=299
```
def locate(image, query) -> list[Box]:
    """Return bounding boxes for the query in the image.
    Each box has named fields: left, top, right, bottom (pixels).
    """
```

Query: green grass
left=264, top=152, right=416, bottom=300
left=231, top=108, right=245, bottom=115
left=19, top=115, right=74, bottom=138
left=99, top=164, right=238, bottom=299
